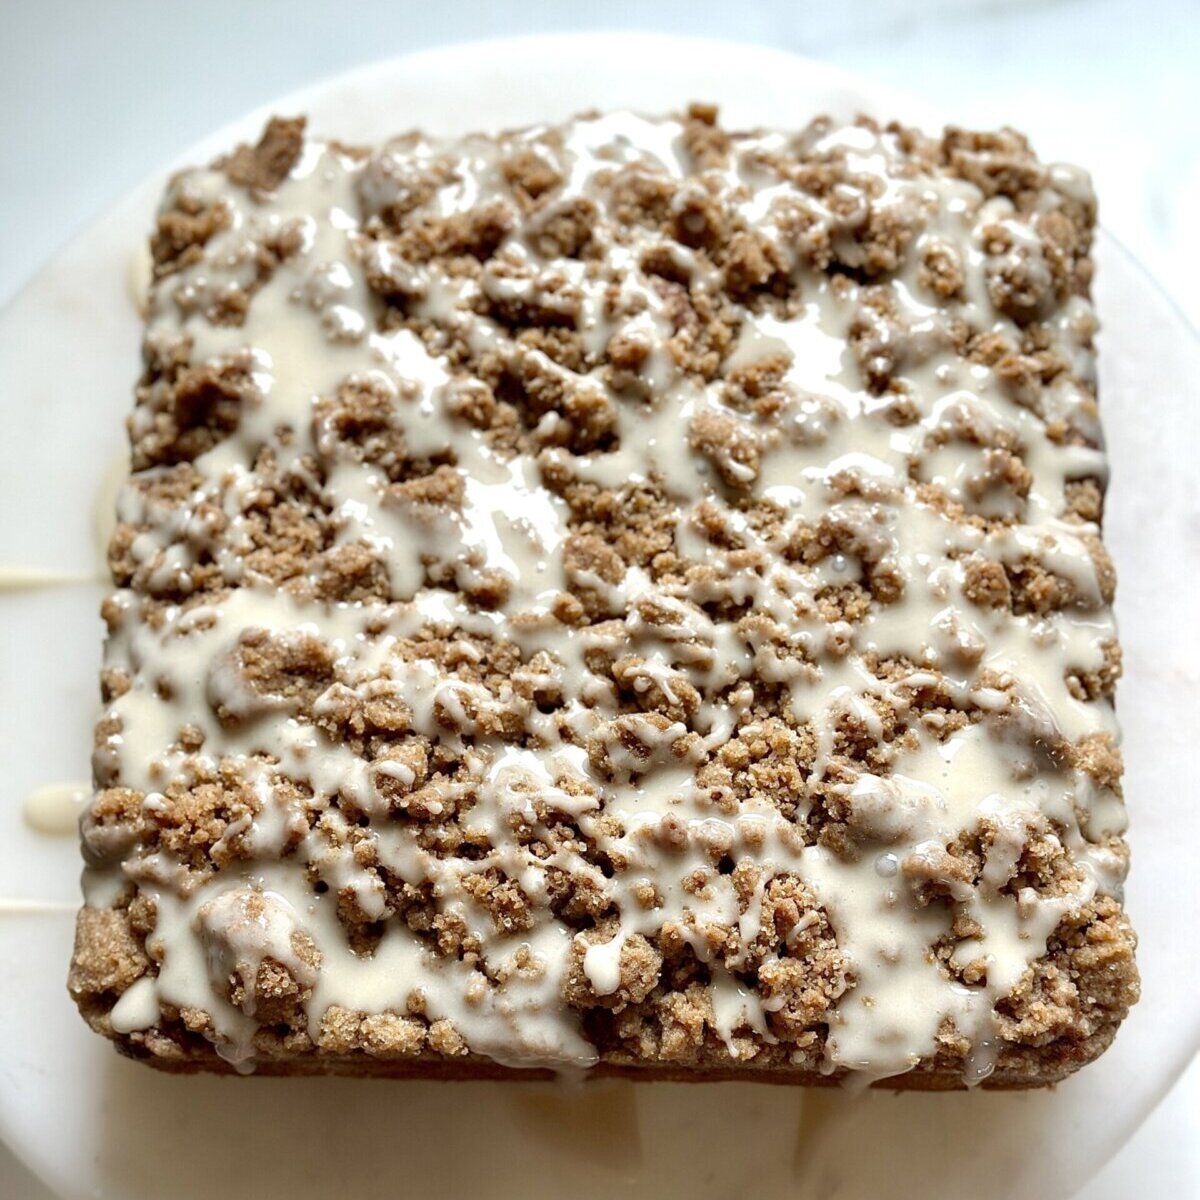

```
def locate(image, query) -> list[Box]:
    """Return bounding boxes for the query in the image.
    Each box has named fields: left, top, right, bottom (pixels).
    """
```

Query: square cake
left=69, top=107, right=1137, bottom=1087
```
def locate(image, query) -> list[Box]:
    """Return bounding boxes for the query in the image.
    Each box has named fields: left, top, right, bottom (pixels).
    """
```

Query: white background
left=1, top=2, right=1196, bottom=1195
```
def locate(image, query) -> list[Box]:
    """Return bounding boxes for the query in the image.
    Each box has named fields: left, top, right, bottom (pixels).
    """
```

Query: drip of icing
left=0, top=900, right=78, bottom=915
left=110, top=975, right=160, bottom=1033
left=24, top=783, right=91, bottom=836
left=127, top=242, right=153, bottom=317
left=0, top=568, right=98, bottom=592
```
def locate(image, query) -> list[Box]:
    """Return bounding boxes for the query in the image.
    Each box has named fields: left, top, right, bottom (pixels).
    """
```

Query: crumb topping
left=72, top=108, right=1136, bottom=1085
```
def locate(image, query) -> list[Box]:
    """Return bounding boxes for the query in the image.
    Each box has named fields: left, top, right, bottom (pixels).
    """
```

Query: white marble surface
left=1, top=3, right=1196, bottom=1197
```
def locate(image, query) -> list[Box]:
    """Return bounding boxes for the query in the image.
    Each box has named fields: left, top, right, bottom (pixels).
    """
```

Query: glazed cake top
left=84, top=108, right=1128, bottom=1083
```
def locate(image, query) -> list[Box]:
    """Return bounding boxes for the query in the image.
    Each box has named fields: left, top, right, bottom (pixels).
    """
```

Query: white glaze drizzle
left=24, top=782, right=91, bottom=836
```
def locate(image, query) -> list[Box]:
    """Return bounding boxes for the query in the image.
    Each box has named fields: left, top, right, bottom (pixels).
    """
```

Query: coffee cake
left=69, top=108, right=1138, bottom=1087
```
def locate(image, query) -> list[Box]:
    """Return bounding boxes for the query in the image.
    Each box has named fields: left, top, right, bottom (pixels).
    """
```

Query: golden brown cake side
left=70, top=109, right=1138, bottom=1087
